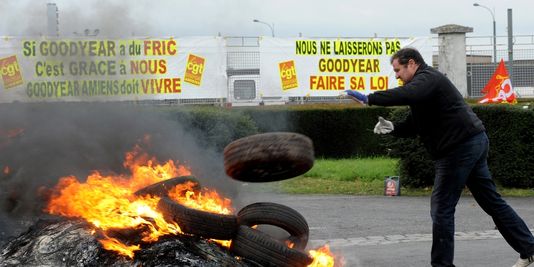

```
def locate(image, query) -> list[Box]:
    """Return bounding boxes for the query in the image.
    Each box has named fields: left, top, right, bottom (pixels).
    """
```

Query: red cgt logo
left=278, top=60, right=298, bottom=90
left=0, top=55, right=23, bottom=89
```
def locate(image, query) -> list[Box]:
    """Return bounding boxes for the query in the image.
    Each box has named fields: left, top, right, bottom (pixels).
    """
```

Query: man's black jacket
left=367, top=63, right=485, bottom=159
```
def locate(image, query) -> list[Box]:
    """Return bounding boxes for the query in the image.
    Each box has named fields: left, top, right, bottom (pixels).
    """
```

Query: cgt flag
left=478, top=59, right=517, bottom=104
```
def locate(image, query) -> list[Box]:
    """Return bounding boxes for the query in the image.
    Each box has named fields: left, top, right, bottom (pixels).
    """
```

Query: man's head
left=390, top=47, right=425, bottom=84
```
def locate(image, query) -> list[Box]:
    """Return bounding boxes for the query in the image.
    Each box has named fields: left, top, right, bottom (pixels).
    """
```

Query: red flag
left=478, top=59, right=517, bottom=104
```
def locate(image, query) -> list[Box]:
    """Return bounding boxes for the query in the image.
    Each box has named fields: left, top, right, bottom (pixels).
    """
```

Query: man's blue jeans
left=430, top=132, right=534, bottom=267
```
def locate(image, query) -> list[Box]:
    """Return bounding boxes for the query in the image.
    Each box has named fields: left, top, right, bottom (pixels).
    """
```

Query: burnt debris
left=0, top=218, right=257, bottom=267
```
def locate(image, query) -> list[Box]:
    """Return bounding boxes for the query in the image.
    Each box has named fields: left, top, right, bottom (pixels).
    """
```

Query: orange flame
left=45, top=141, right=234, bottom=258
left=168, top=182, right=234, bottom=215
left=286, top=240, right=295, bottom=248
left=100, top=237, right=141, bottom=259
left=308, top=244, right=336, bottom=267
left=166, top=181, right=235, bottom=248
left=212, top=239, right=232, bottom=247
left=3, top=165, right=9, bottom=175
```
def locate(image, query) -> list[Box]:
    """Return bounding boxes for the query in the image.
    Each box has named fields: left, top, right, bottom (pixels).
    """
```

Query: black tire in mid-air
left=223, top=132, right=314, bottom=182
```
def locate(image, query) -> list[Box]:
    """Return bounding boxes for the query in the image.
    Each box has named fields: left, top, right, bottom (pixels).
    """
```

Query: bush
left=163, top=104, right=533, bottom=189
left=243, top=104, right=392, bottom=158
left=383, top=105, right=534, bottom=188
left=172, top=107, right=259, bottom=152
left=381, top=108, right=435, bottom=188
left=473, top=105, right=534, bottom=188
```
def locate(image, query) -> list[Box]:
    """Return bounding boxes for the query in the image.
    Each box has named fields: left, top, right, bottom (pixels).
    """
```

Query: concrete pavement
left=237, top=192, right=534, bottom=267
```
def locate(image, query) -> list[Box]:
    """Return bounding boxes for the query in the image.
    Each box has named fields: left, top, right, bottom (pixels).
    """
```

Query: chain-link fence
left=461, top=35, right=534, bottom=98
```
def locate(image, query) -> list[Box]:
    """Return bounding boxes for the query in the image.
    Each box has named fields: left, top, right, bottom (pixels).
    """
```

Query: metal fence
left=452, top=35, right=534, bottom=98
left=226, top=36, right=260, bottom=73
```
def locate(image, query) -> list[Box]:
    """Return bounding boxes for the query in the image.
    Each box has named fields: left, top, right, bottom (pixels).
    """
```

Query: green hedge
left=4, top=103, right=531, bottom=188
left=169, top=106, right=259, bottom=152
left=380, top=108, right=435, bottom=188
left=162, top=103, right=533, bottom=189
left=163, top=104, right=391, bottom=157
left=474, top=105, right=534, bottom=188
left=382, top=105, right=534, bottom=188
left=241, top=104, right=392, bottom=158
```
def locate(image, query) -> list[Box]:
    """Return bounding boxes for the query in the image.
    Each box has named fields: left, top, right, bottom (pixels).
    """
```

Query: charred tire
left=223, top=132, right=314, bottom=182
left=237, top=202, right=309, bottom=250
left=134, top=176, right=201, bottom=197
left=157, top=196, right=237, bottom=240
left=230, top=225, right=313, bottom=267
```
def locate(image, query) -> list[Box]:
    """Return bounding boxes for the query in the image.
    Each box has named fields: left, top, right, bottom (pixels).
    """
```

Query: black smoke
left=0, top=102, right=242, bottom=245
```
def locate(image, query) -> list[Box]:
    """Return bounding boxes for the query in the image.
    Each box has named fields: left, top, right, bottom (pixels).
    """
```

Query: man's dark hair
left=390, top=47, right=425, bottom=65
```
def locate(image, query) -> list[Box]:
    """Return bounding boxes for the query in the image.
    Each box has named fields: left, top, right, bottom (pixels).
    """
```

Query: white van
left=227, top=70, right=260, bottom=106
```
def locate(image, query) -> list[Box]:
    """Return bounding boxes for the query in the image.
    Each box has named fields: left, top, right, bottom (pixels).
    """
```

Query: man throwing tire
left=345, top=47, right=534, bottom=267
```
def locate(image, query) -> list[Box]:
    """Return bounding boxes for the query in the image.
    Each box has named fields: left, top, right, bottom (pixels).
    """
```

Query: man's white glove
left=374, top=116, right=394, bottom=134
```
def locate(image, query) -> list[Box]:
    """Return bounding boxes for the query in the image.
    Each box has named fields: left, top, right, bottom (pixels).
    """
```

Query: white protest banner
left=0, top=36, right=227, bottom=103
left=259, top=37, right=432, bottom=98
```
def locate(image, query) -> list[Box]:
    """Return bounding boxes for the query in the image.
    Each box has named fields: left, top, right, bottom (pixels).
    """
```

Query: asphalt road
left=2, top=190, right=533, bottom=267
left=236, top=192, right=534, bottom=267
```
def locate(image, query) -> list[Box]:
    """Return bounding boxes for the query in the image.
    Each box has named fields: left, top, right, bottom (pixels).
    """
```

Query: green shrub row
left=2, top=102, right=530, bottom=188
left=165, top=103, right=533, bottom=189
left=168, top=106, right=259, bottom=152
left=470, top=105, right=534, bottom=188
left=241, top=104, right=392, bottom=158
left=167, top=104, right=391, bottom=157
left=382, top=105, right=534, bottom=188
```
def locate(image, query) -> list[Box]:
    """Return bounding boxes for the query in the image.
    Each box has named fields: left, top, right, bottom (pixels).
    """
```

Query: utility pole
left=507, top=8, right=513, bottom=82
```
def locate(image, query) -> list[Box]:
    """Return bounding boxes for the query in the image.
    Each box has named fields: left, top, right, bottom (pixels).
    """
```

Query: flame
left=3, top=165, right=9, bottom=175
left=45, top=141, right=234, bottom=258
left=168, top=182, right=234, bottom=215
left=286, top=240, right=295, bottom=248
left=100, top=237, right=141, bottom=259
left=308, top=244, right=336, bottom=267
left=166, top=181, right=235, bottom=248
left=212, top=239, right=232, bottom=247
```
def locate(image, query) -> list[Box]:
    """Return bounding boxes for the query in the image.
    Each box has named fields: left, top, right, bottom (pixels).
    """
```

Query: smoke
left=0, top=102, right=243, bottom=244
left=0, top=0, right=154, bottom=37
left=60, top=0, right=149, bottom=38
left=0, top=1, right=46, bottom=36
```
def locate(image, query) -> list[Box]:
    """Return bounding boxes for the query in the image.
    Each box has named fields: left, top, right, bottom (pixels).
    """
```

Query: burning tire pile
left=142, top=132, right=316, bottom=266
left=0, top=132, right=333, bottom=266
left=231, top=203, right=312, bottom=267
left=223, top=132, right=315, bottom=267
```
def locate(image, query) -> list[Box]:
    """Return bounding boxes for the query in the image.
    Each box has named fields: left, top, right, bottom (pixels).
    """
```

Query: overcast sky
left=0, top=0, right=532, bottom=38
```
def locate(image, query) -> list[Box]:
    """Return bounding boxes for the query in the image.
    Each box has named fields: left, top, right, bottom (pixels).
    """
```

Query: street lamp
left=473, top=3, right=497, bottom=63
left=253, top=19, right=275, bottom=37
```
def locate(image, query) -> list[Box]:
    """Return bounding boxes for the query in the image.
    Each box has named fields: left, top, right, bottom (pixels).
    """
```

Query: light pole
left=253, top=19, right=274, bottom=37
left=473, top=3, right=497, bottom=63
